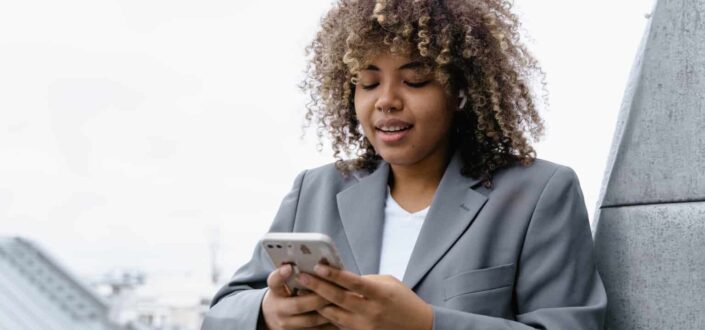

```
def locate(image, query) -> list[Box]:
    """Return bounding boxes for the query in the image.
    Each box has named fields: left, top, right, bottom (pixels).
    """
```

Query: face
left=353, top=51, right=457, bottom=168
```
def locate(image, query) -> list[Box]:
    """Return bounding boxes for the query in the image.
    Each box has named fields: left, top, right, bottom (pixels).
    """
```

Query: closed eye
left=360, top=81, right=430, bottom=90
left=405, top=80, right=430, bottom=88
left=361, top=83, right=379, bottom=90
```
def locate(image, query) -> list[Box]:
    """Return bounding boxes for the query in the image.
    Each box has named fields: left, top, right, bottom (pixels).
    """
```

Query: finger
left=298, top=273, right=363, bottom=312
left=281, top=292, right=331, bottom=315
left=301, top=324, right=337, bottom=330
left=281, top=311, right=330, bottom=328
left=313, top=265, right=374, bottom=297
left=317, top=304, right=351, bottom=329
left=266, top=264, right=293, bottom=297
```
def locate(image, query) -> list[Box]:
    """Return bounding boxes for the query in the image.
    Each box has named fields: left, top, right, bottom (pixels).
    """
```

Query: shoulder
left=485, top=159, right=587, bottom=231
left=491, top=158, right=581, bottom=196
left=293, top=161, right=375, bottom=194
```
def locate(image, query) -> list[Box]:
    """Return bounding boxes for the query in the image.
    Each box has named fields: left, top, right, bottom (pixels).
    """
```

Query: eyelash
left=360, top=81, right=430, bottom=90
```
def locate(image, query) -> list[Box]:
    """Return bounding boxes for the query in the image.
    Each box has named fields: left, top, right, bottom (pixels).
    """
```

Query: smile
left=377, top=125, right=412, bottom=132
left=375, top=125, right=413, bottom=143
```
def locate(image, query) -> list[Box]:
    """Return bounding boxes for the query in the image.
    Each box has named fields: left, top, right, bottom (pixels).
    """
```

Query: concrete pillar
left=593, top=0, right=705, bottom=329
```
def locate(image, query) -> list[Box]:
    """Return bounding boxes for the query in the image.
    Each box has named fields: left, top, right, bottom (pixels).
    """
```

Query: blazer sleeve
left=432, top=166, right=607, bottom=330
left=201, top=170, right=307, bottom=330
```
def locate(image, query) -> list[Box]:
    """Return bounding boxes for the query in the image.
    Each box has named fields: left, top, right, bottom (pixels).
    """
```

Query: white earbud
left=458, top=90, right=468, bottom=110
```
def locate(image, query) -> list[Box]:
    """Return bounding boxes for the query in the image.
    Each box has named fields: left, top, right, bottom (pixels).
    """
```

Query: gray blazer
left=202, top=152, right=607, bottom=329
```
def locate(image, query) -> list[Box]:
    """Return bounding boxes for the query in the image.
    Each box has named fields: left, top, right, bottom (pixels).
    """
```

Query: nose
left=374, top=82, right=403, bottom=113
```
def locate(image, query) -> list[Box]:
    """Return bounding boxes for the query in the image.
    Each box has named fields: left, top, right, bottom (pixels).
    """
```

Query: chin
left=377, top=149, right=420, bottom=166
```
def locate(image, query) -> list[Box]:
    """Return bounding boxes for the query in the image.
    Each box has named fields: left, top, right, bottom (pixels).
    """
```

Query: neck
left=388, top=147, right=452, bottom=209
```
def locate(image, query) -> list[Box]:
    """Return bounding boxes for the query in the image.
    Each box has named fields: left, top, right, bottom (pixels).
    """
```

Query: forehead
left=359, top=51, right=432, bottom=74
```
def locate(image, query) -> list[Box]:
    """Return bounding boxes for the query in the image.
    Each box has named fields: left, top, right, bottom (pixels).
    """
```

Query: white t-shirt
left=378, top=187, right=429, bottom=281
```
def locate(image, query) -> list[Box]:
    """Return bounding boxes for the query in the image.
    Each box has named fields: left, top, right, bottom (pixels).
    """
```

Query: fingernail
left=279, top=264, right=292, bottom=277
left=314, top=264, right=329, bottom=276
left=298, top=273, right=310, bottom=285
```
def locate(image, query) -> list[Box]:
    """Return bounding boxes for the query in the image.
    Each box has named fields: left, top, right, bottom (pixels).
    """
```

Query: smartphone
left=261, top=232, right=345, bottom=296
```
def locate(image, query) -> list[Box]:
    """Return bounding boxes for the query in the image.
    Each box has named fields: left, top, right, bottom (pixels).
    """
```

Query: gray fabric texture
left=202, top=152, right=607, bottom=329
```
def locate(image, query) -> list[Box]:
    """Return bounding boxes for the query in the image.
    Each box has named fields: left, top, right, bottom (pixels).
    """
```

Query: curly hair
left=300, top=0, right=546, bottom=188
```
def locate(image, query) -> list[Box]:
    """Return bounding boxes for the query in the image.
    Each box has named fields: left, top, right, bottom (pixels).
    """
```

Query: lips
left=378, top=125, right=411, bottom=132
left=374, top=118, right=413, bottom=132
left=374, top=118, right=413, bottom=143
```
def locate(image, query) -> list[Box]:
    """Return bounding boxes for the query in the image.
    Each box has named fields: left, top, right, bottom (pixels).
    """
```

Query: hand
left=297, top=265, right=433, bottom=330
left=261, top=264, right=336, bottom=329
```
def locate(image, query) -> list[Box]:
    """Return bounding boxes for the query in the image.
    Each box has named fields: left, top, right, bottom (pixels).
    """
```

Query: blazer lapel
left=402, top=153, right=487, bottom=290
left=336, top=162, right=389, bottom=275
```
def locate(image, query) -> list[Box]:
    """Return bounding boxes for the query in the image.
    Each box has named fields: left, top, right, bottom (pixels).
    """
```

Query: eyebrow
left=362, top=61, right=426, bottom=71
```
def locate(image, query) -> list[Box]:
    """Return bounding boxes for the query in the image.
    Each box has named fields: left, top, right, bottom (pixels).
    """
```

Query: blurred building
left=0, top=236, right=215, bottom=330
left=92, top=269, right=213, bottom=330
left=0, top=236, right=124, bottom=330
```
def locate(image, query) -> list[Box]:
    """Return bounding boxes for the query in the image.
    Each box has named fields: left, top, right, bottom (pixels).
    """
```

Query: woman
left=203, top=0, right=607, bottom=329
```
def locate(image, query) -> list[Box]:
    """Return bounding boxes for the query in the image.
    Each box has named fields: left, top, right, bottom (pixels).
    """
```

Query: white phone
left=261, top=232, right=345, bottom=296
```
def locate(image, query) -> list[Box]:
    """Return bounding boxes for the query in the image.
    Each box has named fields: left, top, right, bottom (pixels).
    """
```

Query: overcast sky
left=0, top=0, right=655, bottom=283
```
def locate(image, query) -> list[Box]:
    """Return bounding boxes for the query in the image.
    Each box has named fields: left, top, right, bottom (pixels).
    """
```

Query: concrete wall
left=593, top=0, right=705, bottom=328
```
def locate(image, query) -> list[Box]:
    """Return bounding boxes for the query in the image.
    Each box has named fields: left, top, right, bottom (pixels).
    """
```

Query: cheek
left=417, top=99, right=454, bottom=128
left=353, top=95, right=373, bottom=125
left=425, top=113, right=454, bottom=139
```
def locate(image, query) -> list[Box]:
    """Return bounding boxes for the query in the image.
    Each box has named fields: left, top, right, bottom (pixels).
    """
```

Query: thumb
left=266, top=264, right=294, bottom=296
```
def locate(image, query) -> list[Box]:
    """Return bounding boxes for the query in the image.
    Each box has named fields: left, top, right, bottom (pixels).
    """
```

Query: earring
left=458, top=90, right=468, bottom=110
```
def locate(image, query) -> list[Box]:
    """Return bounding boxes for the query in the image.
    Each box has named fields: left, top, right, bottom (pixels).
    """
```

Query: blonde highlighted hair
left=300, top=0, right=546, bottom=187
